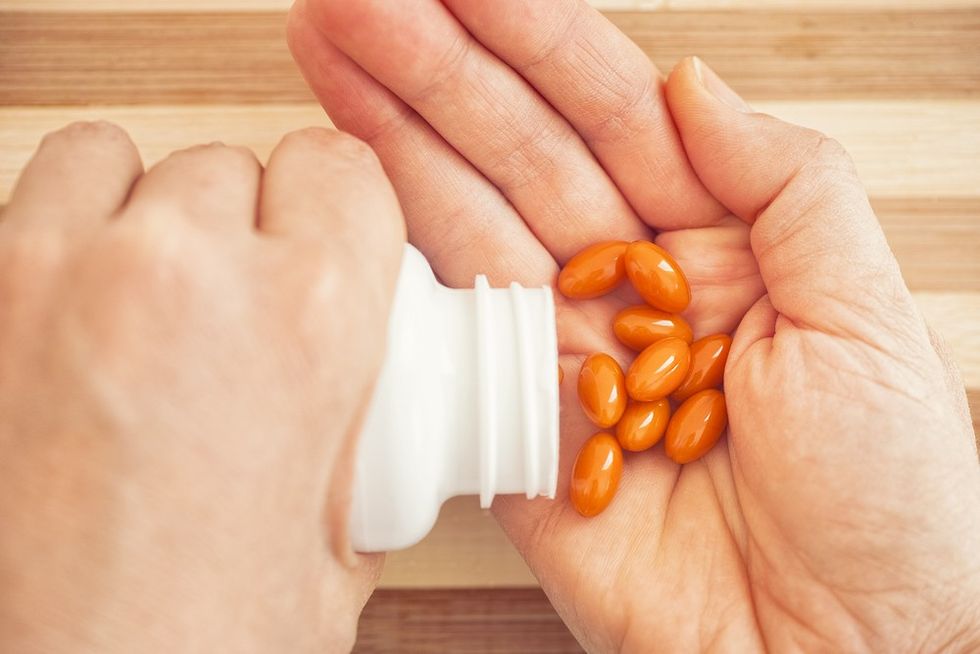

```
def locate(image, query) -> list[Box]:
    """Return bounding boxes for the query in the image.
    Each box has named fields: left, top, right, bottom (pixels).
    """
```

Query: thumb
left=665, top=56, right=912, bottom=338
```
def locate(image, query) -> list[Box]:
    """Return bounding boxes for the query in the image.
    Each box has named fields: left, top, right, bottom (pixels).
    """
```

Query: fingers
left=3, top=121, right=143, bottom=230
left=286, top=3, right=556, bottom=287
left=260, top=127, right=404, bottom=258
left=442, top=0, right=726, bottom=231
left=259, top=126, right=406, bottom=329
left=301, top=0, right=650, bottom=262
left=123, top=142, right=261, bottom=230
left=666, top=57, right=914, bottom=334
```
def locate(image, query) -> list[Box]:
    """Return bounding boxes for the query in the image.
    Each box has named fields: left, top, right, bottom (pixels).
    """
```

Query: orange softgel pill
left=624, top=241, right=691, bottom=313
left=665, top=389, right=728, bottom=464
left=616, top=399, right=670, bottom=452
left=557, top=241, right=629, bottom=299
left=625, top=336, right=691, bottom=401
left=578, top=353, right=627, bottom=428
left=613, top=305, right=693, bottom=351
left=671, top=333, right=732, bottom=402
left=570, top=433, right=623, bottom=517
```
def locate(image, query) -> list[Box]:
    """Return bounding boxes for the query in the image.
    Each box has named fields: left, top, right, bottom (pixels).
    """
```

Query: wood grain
left=7, top=0, right=979, bottom=11
left=1, top=7, right=977, bottom=647
left=2, top=101, right=978, bottom=199
left=356, top=589, right=582, bottom=653
left=2, top=10, right=979, bottom=105
left=873, top=198, right=980, bottom=291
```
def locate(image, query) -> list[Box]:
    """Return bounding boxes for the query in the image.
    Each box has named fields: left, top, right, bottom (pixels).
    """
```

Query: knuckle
left=490, top=120, right=566, bottom=193
left=408, top=32, right=471, bottom=105
left=42, top=120, right=131, bottom=149
left=158, top=143, right=260, bottom=190
left=94, top=225, right=195, bottom=301
left=586, top=73, right=655, bottom=144
left=283, top=127, right=382, bottom=172
left=808, top=133, right=856, bottom=176
left=284, top=247, right=388, bottom=354
left=169, top=142, right=259, bottom=171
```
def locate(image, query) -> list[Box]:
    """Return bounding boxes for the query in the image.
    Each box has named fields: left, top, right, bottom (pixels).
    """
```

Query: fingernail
left=693, top=56, right=752, bottom=113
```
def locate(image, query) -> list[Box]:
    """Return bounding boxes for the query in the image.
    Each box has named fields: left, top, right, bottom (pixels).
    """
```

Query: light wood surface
left=1, top=0, right=977, bottom=600
left=2, top=102, right=979, bottom=199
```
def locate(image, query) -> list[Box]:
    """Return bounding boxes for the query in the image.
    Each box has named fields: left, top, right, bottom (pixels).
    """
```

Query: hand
left=289, top=0, right=980, bottom=651
left=0, top=123, right=404, bottom=652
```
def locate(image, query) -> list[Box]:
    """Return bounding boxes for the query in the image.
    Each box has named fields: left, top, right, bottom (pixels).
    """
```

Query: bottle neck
left=433, top=272, right=559, bottom=507
left=349, top=245, right=559, bottom=552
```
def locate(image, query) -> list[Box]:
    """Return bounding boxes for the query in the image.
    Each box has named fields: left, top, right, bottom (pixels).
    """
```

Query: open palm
left=288, top=0, right=980, bottom=651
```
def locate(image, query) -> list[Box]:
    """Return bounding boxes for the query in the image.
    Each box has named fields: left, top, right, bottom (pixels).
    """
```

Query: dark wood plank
left=356, top=588, right=583, bottom=653
left=610, top=9, right=980, bottom=99
left=1, top=9, right=978, bottom=106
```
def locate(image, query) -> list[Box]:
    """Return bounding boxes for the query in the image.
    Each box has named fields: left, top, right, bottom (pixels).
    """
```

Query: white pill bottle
left=349, top=244, right=560, bottom=552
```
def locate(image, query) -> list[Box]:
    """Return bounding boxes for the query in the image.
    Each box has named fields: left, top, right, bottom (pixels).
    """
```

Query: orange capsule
left=577, top=353, right=627, bottom=428
left=665, top=389, right=728, bottom=464
left=558, top=241, right=629, bottom=299
left=612, top=305, right=694, bottom=351
left=558, top=364, right=564, bottom=385
left=615, top=399, right=670, bottom=452
left=623, top=241, right=691, bottom=313
left=625, top=337, right=691, bottom=401
left=671, top=334, right=732, bottom=402
left=570, top=433, right=623, bottom=517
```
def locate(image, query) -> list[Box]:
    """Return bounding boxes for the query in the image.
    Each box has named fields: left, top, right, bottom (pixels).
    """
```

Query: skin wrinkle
left=480, top=92, right=568, bottom=195
left=567, top=36, right=655, bottom=145
left=350, top=94, right=414, bottom=145
left=737, top=417, right=965, bottom=651
left=402, top=28, right=474, bottom=107
left=745, top=529, right=871, bottom=653
left=691, top=471, right=759, bottom=654
left=508, top=0, right=580, bottom=75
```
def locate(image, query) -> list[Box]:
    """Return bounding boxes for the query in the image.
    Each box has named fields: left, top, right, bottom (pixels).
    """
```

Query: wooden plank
left=1, top=10, right=978, bottom=105
left=766, top=100, right=980, bottom=199
left=0, top=12, right=308, bottom=106
left=914, top=293, right=980, bottom=388
left=356, top=588, right=581, bottom=653
left=5, top=0, right=977, bottom=12
left=0, top=101, right=978, bottom=200
left=606, top=10, right=980, bottom=99
left=0, top=0, right=292, bottom=9
left=380, top=497, right=536, bottom=588
left=663, top=0, right=980, bottom=7
left=0, top=104, right=977, bottom=292
left=874, top=198, right=980, bottom=292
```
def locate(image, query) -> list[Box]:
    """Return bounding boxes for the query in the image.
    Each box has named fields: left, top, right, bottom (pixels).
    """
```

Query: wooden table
left=2, top=1, right=978, bottom=651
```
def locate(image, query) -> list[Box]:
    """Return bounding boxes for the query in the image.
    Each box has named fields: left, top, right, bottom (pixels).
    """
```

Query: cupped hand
left=0, top=124, right=403, bottom=652
left=289, top=0, right=980, bottom=650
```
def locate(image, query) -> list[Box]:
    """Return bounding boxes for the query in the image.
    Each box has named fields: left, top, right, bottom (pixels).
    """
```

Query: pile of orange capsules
left=557, top=241, right=731, bottom=517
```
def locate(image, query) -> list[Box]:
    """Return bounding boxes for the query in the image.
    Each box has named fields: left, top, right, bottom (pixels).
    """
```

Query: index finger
left=443, top=0, right=727, bottom=231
